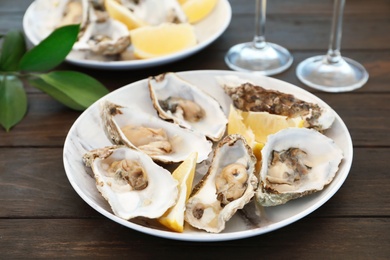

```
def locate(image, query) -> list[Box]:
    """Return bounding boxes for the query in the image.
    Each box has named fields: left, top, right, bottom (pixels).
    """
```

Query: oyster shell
left=83, top=145, right=178, bottom=220
left=33, top=0, right=130, bottom=56
left=118, top=0, right=187, bottom=25
left=149, top=72, right=228, bottom=141
left=256, top=128, right=343, bottom=206
left=33, top=0, right=89, bottom=39
left=185, top=134, right=258, bottom=233
left=101, top=100, right=213, bottom=164
left=73, top=0, right=131, bottom=55
left=217, top=75, right=335, bottom=131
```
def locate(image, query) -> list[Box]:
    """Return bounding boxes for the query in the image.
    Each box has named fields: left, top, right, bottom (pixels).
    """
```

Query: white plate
left=23, top=0, right=232, bottom=70
left=63, top=70, right=353, bottom=242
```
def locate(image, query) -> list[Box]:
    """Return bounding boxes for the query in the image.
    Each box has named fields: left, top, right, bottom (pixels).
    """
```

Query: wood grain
left=0, top=0, right=389, bottom=258
left=0, top=218, right=388, bottom=258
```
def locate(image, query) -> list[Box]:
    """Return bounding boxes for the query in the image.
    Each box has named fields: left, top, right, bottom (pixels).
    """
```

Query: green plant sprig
left=0, top=24, right=109, bottom=131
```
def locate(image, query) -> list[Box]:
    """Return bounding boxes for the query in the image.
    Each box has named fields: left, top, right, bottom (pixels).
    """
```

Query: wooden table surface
left=1, top=0, right=389, bottom=258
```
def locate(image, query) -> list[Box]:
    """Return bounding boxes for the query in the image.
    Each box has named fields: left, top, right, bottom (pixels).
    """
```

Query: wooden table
left=1, top=0, right=389, bottom=258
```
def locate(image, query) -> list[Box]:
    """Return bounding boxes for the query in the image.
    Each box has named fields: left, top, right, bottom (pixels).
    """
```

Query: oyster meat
left=101, top=100, right=213, bottom=164
left=149, top=72, right=228, bottom=141
left=83, top=145, right=178, bottom=220
left=217, top=75, right=335, bottom=131
left=256, top=128, right=343, bottom=206
left=185, top=134, right=258, bottom=233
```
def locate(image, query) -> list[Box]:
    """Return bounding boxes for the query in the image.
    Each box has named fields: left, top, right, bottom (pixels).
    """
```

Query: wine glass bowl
left=296, top=55, right=369, bottom=92
left=225, top=0, right=293, bottom=76
left=225, top=42, right=293, bottom=75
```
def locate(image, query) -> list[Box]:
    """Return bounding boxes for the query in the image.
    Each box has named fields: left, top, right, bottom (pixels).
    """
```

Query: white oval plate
left=23, top=0, right=231, bottom=70
left=63, top=70, right=353, bottom=242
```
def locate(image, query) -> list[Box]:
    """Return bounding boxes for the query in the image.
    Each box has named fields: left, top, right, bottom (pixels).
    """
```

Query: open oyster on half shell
left=83, top=145, right=178, bottom=220
left=33, top=0, right=131, bottom=58
left=101, top=100, right=213, bottom=164
left=185, top=134, right=258, bottom=233
left=149, top=72, right=228, bottom=141
left=74, top=0, right=131, bottom=56
left=256, top=128, right=343, bottom=207
left=217, top=75, right=335, bottom=131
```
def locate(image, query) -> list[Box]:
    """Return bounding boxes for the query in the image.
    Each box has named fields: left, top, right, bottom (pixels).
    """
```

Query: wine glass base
left=296, top=55, right=369, bottom=92
left=224, top=42, right=293, bottom=76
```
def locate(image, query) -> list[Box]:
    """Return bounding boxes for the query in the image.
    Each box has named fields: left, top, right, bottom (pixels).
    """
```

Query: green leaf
left=19, top=24, right=80, bottom=72
left=0, top=30, right=26, bottom=71
left=28, top=71, right=109, bottom=111
left=0, top=75, right=28, bottom=131
left=28, top=77, right=85, bottom=111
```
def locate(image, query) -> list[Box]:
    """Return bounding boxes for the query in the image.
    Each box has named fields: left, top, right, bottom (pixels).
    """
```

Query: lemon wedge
left=180, top=0, right=219, bottom=24
left=243, top=111, right=305, bottom=144
left=129, top=23, right=197, bottom=59
left=227, top=104, right=255, bottom=147
left=158, top=152, right=198, bottom=233
left=227, top=105, right=304, bottom=166
left=105, top=0, right=146, bottom=30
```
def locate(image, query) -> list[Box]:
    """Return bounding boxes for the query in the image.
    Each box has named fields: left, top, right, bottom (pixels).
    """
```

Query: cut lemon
left=129, top=23, right=197, bottom=59
left=228, top=104, right=304, bottom=145
left=228, top=104, right=262, bottom=170
left=181, top=0, right=219, bottom=24
left=158, top=152, right=198, bottom=233
left=105, top=0, right=146, bottom=30
left=243, top=111, right=305, bottom=144
left=227, top=104, right=255, bottom=147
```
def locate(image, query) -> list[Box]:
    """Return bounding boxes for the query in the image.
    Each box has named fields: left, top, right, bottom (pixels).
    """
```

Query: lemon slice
left=129, top=23, right=197, bottom=59
left=158, top=152, right=198, bottom=233
left=180, top=0, right=219, bottom=24
left=227, top=104, right=262, bottom=168
left=243, top=111, right=305, bottom=144
left=227, top=105, right=304, bottom=164
left=105, top=0, right=146, bottom=30
left=227, top=104, right=255, bottom=147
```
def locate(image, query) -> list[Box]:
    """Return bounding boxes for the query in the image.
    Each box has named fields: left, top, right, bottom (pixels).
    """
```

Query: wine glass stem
left=253, top=0, right=267, bottom=49
left=326, top=0, right=345, bottom=64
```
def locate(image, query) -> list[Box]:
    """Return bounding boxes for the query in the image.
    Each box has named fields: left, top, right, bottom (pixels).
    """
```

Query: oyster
left=149, top=73, right=228, bottom=141
left=217, top=75, right=335, bottom=131
left=185, top=134, right=258, bottom=233
left=101, top=100, right=213, bottom=164
left=33, top=0, right=130, bottom=56
left=256, top=128, right=343, bottom=206
left=83, top=145, right=178, bottom=220
left=73, top=0, right=131, bottom=55
left=118, top=0, right=187, bottom=25
left=33, top=0, right=89, bottom=39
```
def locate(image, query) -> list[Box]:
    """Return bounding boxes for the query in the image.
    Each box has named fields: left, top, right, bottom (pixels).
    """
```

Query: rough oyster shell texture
left=217, top=75, right=335, bottom=131
left=185, top=134, right=258, bottom=233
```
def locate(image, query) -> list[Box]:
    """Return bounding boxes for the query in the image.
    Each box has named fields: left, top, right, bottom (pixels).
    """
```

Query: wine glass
left=296, top=0, right=369, bottom=92
left=225, top=0, right=293, bottom=76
